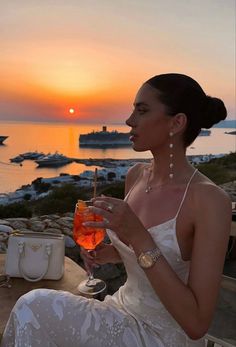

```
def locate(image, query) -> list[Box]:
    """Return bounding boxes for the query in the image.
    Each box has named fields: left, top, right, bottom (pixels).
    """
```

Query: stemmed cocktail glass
left=73, top=200, right=106, bottom=295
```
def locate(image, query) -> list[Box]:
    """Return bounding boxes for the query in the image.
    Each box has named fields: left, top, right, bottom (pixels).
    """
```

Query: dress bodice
left=106, top=217, right=190, bottom=332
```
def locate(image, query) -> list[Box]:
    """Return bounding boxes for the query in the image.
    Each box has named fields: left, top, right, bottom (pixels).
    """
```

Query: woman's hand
left=83, top=196, right=147, bottom=246
left=94, top=242, right=122, bottom=264
left=80, top=242, right=122, bottom=269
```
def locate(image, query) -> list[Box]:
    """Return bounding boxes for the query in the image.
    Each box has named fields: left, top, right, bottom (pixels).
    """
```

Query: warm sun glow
left=69, top=108, right=75, bottom=114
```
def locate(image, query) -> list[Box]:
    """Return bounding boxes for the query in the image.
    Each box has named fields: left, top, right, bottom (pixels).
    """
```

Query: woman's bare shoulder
left=192, top=171, right=231, bottom=204
left=191, top=171, right=232, bottom=222
left=127, top=162, right=148, bottom=177
left=125, top=162, right=149, bottom=194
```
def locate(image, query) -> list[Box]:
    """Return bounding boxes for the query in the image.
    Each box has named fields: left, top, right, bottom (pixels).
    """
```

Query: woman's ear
left=170, top=113, right=187, bottom=135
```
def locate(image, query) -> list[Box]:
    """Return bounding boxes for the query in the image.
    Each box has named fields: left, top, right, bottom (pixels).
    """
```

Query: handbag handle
left=17, top=241, right=52, bottom=282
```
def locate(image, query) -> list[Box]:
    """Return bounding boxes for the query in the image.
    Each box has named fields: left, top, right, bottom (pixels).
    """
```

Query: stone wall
left=220, top=181, right=236, bottom=202
left=0, top=213, right=126, bottom=295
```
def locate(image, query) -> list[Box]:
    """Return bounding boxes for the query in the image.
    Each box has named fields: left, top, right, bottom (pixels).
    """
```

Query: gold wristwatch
left=137, top=248, right=162, bottom=269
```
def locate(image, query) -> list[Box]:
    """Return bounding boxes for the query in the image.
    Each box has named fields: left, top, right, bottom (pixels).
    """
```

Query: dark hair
left=146, top=73, right=227, bottom=147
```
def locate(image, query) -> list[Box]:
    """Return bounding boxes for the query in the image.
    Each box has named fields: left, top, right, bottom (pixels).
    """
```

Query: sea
left=0, top=121, right=235, bottom=194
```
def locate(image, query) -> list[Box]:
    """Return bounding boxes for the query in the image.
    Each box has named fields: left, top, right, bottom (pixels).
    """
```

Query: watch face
left=140, top=254, right=153, bottom=268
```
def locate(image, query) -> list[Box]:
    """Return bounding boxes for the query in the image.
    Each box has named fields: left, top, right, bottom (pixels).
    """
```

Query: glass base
left=77, top=278, right=106, bottom=296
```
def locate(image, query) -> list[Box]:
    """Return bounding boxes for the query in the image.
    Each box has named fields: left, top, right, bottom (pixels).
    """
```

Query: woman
left=1, top=73, right=231, bottom=347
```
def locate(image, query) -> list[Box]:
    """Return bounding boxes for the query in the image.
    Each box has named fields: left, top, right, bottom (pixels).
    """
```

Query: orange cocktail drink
left=73, top=200, right=105, bottom=250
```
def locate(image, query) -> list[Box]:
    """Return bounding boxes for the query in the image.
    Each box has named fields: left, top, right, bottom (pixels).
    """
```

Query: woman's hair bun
left=201, top=95, right=227, bottom=129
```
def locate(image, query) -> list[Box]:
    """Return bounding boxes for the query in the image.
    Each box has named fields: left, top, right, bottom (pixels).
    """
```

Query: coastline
left=1, top=122, right=235, bottom=194
left=0, top=153, right=232, bottom=206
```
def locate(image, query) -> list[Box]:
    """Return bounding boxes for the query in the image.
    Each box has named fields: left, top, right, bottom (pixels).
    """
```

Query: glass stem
left=86, top=249, right=95, bottom=284
left=87, top=271, right=94, bottom=283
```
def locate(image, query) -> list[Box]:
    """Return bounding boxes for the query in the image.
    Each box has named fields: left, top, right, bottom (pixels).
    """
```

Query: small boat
left=199, top=129, right=211, bottom=136
left=10, top=155, right=24, bottom=163
left=35, top=153, right=72, bottom=167
left=0, top=136, right=8, bottom=145
left=20, top=151, right=45, bottom=159
left=225, top=130, right=236, bottom=135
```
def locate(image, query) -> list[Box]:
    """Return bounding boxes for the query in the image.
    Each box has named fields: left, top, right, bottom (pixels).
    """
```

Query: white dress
left=1, top=169, right=205, bottom=347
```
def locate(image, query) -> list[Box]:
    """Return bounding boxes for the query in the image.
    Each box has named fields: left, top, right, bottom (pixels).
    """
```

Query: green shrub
left=32, top=178, right=51, bottom=193
left=33, top=184, right=88, bottom=215
left=0, top=202, right=32, bottom=218
left=98, top=182, right=125, bottom=199
left=23, top=193, right=32, bottom=201
left=197, top=163, right=235, bottom=184
left=209, top=152, right=236, bottom=167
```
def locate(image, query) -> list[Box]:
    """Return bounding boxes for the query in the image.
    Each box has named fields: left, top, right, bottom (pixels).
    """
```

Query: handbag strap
left=17, top=241, right=52, bottom=282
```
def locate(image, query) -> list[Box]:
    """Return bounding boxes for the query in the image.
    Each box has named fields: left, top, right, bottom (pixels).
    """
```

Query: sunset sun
left=69, top=108, right=75, bottom=115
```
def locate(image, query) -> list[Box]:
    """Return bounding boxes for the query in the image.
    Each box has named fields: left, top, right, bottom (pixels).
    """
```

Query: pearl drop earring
left=169, top=132, right=174, bottom=180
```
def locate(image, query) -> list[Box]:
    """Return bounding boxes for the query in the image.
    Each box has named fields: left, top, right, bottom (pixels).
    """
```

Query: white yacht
left=35, top=153, right=72, bottom=167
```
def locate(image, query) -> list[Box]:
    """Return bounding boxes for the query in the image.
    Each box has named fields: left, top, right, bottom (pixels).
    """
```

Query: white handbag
left=5, top=231, right=65, bottom=282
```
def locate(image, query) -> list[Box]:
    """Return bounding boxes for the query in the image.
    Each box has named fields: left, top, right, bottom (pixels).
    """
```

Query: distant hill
left=213, top=119, right=236, bottom=128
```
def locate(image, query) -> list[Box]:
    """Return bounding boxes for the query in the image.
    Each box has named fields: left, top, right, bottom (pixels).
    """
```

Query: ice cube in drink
left=73, top=200, right=105, bottom=250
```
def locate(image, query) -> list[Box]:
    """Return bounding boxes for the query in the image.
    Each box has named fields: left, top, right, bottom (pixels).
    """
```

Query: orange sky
left=0, top=1, right=235, bottom=123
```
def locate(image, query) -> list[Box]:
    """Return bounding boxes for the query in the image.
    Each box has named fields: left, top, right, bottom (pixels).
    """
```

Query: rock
left=0, top=220, right=11, bottom=226
left=60, top=216, right=73, bottom=222
left=7, top=221, right=27, bottom=230
left=0, top=225, right=13, bottom=234
left=45, top=221, right=61, bottom=229
left=39, top=215, right=55, bottom=220
left=29, top=221, right=45, bottom=232
left=29, top=217, right=41, bottom=222
left=62, top=227, right=73, bottom=236
left=65, top=235, right=76, bottom=248
left=6, top=218, right=29, bottom=222
left=41, top=218, right=53, bottom=226
left=220, top=181, right=236, bottom=201
left=57, top=218, right=73, bottom=228
left=44, top=228, right=62, bottom=234
left=45, top=214, right=61, bottom=220
left=17, top=228, right=32, bottom=233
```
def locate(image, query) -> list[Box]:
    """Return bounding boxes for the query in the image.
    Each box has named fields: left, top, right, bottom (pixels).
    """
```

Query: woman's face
left=126, top=83, right=172, bottom=152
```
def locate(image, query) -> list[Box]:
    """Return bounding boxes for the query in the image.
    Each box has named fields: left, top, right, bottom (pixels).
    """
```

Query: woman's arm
left=130, top=184, right=232, bottom=339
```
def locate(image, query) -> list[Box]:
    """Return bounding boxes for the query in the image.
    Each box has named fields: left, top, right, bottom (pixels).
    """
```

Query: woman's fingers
left=80, top=248, right=98, bottom=273
left=92, top=197, right=124, bottom=213
left=82, top=220, right=109, bottom=228
left=80, top=248, right=94, bottom=260
left=82, top=206, right=112, bottom=228
left=88, top=206, right=111, bottom=219
left=94, top=244, right=121, bottom=264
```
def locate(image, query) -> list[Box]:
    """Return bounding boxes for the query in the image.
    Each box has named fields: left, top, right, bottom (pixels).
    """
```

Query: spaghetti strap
left=174, top=169, right=198, bottom=219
